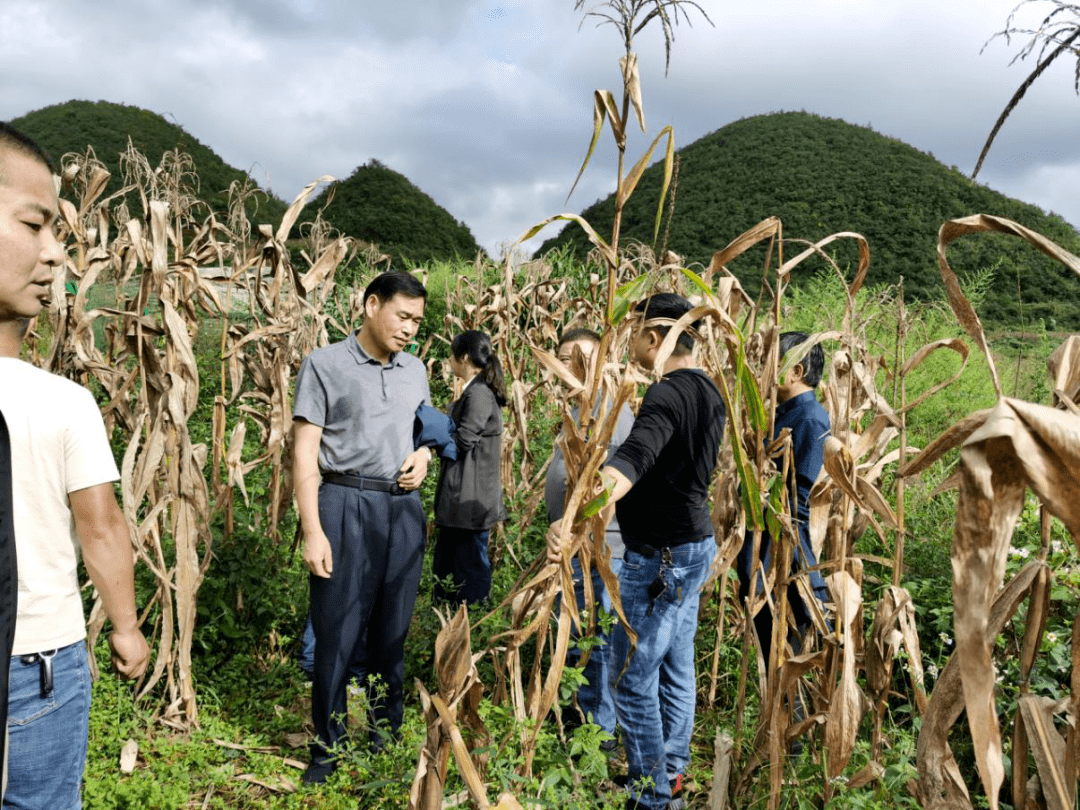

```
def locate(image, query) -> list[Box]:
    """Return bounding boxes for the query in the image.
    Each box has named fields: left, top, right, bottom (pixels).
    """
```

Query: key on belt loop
left=38, top=649, right=56, bottom=698
left=19, top=649, right=58, bottom=698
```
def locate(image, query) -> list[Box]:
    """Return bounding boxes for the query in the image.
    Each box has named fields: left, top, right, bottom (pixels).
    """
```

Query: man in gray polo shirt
left=292, top=271, right=433, bottom=784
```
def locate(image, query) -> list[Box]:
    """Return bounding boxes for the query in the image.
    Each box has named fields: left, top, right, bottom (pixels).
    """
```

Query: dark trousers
left=736, top=530, right=815, bottom=670
left=309, top=482, right=425, bottom=757
left=431, top=526, right=491, bottom=605
left=0, top=412, right=15, bottom=772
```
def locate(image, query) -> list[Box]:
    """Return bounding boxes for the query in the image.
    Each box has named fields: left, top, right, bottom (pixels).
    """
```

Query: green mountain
left=10, top=99, right=288, bottom=226
left=538, top=111, right=1080, bottom=330
left=302, top=159, right=484, bottom=267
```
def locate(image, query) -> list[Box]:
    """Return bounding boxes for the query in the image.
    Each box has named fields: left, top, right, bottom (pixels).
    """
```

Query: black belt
left=323, top=472, right=405, bottom=495
left=625, top=541, right=663, bottom=559
left=624, top=538, right=707, bottom=559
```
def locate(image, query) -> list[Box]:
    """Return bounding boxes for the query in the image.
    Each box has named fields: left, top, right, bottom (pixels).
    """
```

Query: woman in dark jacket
left=432, top=330, right=507, bottom=604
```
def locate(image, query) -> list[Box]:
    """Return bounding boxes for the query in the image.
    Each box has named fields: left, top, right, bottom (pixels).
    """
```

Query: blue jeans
left=568, top=556, right=622, bottom=735
left=299, top=614, right=316, bottom=676
left=4, top=641, right=91, bottom=810
left=611, top=538, right=715, bottom=810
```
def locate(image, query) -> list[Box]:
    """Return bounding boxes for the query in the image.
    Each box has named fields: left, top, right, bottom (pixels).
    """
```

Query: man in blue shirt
left=737, top=331, right=831, bottom=668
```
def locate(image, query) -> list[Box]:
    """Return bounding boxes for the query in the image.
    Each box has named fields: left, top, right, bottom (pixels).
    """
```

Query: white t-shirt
left=0, top=357, right=120, bottom=654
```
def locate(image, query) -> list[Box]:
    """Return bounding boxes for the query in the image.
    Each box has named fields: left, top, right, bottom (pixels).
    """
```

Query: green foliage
left=11, top=100, right=288, bottom=226
left=299, top=159, right=485, bottom=269
left=538, top=110, right=1080, bottom=330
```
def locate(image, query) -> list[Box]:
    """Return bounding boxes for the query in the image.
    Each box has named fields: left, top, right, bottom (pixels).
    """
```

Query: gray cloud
left=2, top=0, right=1078, bottom=258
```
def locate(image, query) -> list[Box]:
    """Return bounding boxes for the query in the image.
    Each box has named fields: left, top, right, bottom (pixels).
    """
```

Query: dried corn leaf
left=707, top=217, right=781, bottom=274
left=566, top=89, right=622, bottom=203
left=436, top=604, right=474, bottom=695
left=937, top=214, right=1080, bottom=399
left=119, top=738, right=138, bottom=774
left=899, top=338, right=970, bottom=414
left=1047, top=335, right=1080, bottom=408
left=620, top=52, right=645, bottom=132
left=777, top=232, right=870, bottom=297
left=275, top=175, right=334, bottom=243
left=897, top=409, right=992, bottom=479
left=822, top=436, right=898, bottom=529
left=825, top=570, right=866, bottom=778
left=1018, top=695, right=1073, bottom=810
left=949, top=396, right=1080, bottom=809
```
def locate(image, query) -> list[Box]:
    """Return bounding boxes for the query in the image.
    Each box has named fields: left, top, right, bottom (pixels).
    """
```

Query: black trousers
left=431, top=526, right=491, bottom=605
left=309, top=482, right=425, bottom=756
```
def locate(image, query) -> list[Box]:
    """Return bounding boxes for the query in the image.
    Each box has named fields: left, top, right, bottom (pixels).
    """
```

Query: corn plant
left=973, top=0, right=1080, bottom=180
left=28, top=144, right=368, bottom=728
left=901, top=214, right=1080, bottom=810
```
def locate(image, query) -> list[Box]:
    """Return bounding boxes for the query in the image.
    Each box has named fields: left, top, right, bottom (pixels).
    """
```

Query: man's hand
left=109, top=627, right=150, bottom=680
left=546, top=518, right=566, bottom=563
left=304, top=530, right=333, bottom=578
left=397, top=447, right=431, bottom=491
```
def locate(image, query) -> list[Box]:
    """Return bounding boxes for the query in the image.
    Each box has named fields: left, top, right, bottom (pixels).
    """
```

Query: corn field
left=24, top=138, right=1080, bottom=809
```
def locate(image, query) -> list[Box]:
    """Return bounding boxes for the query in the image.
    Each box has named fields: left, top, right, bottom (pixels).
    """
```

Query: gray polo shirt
left=293, top=331, right=431, bottom=480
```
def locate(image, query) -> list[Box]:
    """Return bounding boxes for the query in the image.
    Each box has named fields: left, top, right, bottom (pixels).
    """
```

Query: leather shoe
left=302, top=757, right=336, bottom=785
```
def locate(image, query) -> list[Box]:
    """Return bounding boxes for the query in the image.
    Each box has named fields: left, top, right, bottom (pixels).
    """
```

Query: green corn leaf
left=766, top=474, right=785, bottom=543
left=679, top=266, right=713, bottom=298
left=611, top=274, right=652, bottom=324
left=581, top=488, right=610, bottom=519
left=740, top=360, right=767, bottom=434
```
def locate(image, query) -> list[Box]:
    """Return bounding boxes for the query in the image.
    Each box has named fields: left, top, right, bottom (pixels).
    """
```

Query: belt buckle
left=662, top=547, right=673, bottom=565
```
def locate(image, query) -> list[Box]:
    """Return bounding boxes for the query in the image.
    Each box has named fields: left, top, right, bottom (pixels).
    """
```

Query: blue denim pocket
left=5, top=641, right=92, bottom=810
left=8, top=657, right=59, bottom=725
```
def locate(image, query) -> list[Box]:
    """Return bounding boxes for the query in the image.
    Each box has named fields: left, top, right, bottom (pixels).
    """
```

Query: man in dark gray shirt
left=544, top=328, right=633, bottom=744
left=292, top=271, right=433, bottom=784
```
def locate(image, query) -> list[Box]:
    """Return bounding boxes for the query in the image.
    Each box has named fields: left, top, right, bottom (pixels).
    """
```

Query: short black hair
left=363, top=271, right=427, bottom=304
left=0, top=122, right=55, bottom=183
left=779, top=331, right=825, bottom=388
left=557, top=327, right=601, bottom=349
left=634, top=292, right=699, bottom=355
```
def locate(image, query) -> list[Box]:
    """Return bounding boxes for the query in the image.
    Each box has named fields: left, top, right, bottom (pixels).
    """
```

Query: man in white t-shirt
left=0, top=122, right=149, bottom=809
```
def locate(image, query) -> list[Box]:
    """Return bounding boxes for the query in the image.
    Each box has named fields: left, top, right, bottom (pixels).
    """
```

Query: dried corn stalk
left=30, top=145, right=362, bottom=728
left=901, top=214, right=1080, bottom=809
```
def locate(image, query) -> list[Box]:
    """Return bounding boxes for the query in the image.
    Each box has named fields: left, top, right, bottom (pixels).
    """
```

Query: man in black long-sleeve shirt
left=593, top=293, right=725, bottom=810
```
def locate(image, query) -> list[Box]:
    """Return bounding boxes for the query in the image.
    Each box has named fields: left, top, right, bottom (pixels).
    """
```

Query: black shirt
left=608, top=368, right=725, bottom=547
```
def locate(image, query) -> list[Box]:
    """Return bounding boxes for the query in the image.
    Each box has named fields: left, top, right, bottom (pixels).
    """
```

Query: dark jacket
left=414, top=403, right=458, bottom=461
left=434, top=380, right=507, bottom=530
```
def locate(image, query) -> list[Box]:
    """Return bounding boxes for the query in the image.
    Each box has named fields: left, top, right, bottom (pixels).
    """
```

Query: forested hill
left=537, top=111, right=1080, bottom=331
left=9, top=101, right=483, bottom=266
left=300, top=159, right=484, bottom=267
left=11, top=100, right=288, bottom=225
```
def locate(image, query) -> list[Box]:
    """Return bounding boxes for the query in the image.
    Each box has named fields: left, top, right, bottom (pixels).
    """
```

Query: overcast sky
left=3, top=0, right=1078, bottom=259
